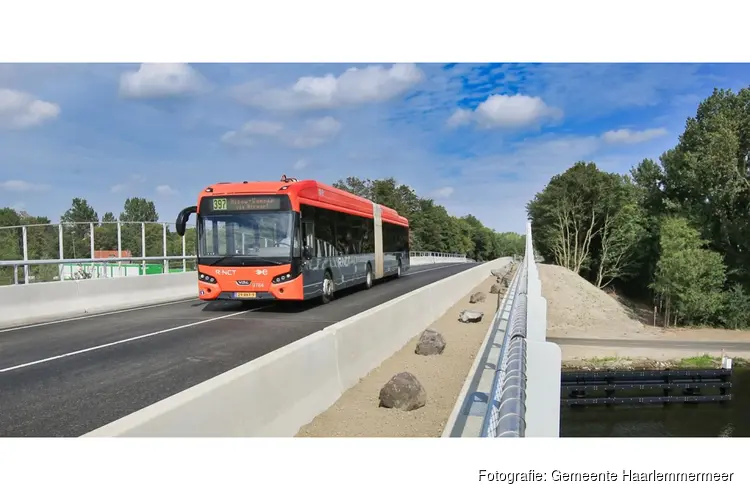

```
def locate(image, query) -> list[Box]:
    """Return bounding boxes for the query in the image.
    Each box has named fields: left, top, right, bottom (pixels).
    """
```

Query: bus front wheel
left=321, top=271, right=335, bottom=304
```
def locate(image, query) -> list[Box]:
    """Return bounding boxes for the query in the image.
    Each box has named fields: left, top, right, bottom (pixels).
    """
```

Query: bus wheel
left=321, top=271, right=335, bottom=304
left=364, top=264, right=373, bottom=290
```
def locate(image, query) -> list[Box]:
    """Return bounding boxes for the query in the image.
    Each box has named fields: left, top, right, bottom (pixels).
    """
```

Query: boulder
left=490, top=283, right=503, bottom=294
left=469, top=291, right=487, bottom=304
left=459, top=310, right=484, bottom=323
left=490, top=268, right=507, bottom=278
left=379, top=372, right=427, bottom=411
left=415, top=329, right=446, bottom=355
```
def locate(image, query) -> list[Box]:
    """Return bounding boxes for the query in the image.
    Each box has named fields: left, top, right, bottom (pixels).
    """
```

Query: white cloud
left=431, top=186, right=455, bottom=199
left=232, top=63, right=424, bottom=111
left=0, top=88, right=60, bottom=130
left=119, top=63, right=207, bottom=99
left=292, top=159, right=309, bottom=171
left=601, top=127, right=668, bottom=145
left=447, top=94, right=563, bottom=130
left=222, top=116, right=342, bottom=149
left=156, top=184, right=177, bottom=196
left=0, top=179, right=50, bottom=192
left=110, top=174, right=146, bottom=193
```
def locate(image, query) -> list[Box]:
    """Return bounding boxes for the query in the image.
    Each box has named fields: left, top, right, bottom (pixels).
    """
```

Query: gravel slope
left=296, top=274, right=502, bottom=437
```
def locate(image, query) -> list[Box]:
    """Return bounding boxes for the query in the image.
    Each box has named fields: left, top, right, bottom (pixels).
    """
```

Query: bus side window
left=302, top=221, right=315, bottom=258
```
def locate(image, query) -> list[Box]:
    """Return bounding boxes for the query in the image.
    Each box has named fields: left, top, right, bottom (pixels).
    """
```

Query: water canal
left=560, top=369, right=750, bottom=437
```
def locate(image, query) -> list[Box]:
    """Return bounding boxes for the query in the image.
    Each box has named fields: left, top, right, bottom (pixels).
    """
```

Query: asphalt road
left=550, top=336, right=750, bottom=351
left=0, top=262, right=477, bottom=437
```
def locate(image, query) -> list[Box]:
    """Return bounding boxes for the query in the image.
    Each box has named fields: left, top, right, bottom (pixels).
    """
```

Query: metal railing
left=0, top=221, right=470, bottom=286
left=479, top=228, right=533, bottom=437
left=0, top=221, right=197, bottom=286
left=409, top=251, right=467, bottom=259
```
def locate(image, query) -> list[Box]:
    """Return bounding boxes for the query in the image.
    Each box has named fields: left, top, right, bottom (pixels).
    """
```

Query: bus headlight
left=272, top=273, right=293, bottom=284
left=199, top=273, right=217, bottom=284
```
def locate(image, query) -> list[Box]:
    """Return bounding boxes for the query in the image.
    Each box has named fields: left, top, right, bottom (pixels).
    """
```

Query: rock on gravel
left=491, top=268, right=507, bottom=278
left=459, top=310, right=484, bottom=323
left=469, top=292, right=487, bottom=304
left=415, top=329, right=446, bottom=356
left=490, top=283, right=503, bottom=294
left=295, top=275, right=499, bottom=437
left=378, top=372, right=427, bottom=411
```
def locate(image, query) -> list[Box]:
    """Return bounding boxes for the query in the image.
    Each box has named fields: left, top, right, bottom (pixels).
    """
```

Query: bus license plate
left=234, top=292, right=257, bottom=299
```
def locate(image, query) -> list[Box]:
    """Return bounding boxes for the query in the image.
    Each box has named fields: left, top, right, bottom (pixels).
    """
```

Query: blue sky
left=1, top=62, right=748, bottom=234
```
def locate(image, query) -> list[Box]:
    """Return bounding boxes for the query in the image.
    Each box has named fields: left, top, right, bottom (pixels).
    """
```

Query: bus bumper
left=198, top=275, right=304, bottom=301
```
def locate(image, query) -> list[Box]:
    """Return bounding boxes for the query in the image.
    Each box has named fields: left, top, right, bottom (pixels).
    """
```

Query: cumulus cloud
left=0, top=179, right=50, bottom=192
left=601, top=127, right=668, bottom=145
left=156, top=184, right=177, bottom=196
left=232, top=63, right=424, bottom=111
left=292, top=159, right=309, bottom=171
left=431, top=186, right=455, bottom=199
left=119, top=63, right=208, bottom=99
left=221, top=116, right=342, bottom=149
left=0, top=88, right=60, bottom=130
left=447, top=93, right=563, bottom=129
left=110, top=174, right=146, bottom=193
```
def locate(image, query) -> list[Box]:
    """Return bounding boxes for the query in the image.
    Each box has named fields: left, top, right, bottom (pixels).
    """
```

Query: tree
left=527, top=162, right=622, bottom=275
left=60, top=198, right=99, bottom=259
left=651, top=217, right=726, bottom=327
left=119, top=198, right=160, bottom=258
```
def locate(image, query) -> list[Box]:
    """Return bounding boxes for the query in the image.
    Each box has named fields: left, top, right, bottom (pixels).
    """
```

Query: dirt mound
left=539, top=264, right=655, bottom=339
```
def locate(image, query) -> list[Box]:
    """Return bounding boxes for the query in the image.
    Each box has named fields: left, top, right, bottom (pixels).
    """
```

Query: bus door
left=301, top=218, right=326, bottom=298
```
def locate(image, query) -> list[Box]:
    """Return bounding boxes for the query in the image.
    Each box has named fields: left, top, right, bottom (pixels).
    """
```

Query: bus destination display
left=211, top=196, right=282, bottom=211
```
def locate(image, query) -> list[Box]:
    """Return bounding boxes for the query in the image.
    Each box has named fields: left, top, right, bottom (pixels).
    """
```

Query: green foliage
left=333, top=176, right=521, bottom=261
left=528, top=85, right=750, bottom=329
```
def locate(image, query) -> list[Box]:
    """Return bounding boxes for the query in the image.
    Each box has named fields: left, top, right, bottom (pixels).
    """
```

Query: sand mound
left=539, top=264, right=655, bottom=339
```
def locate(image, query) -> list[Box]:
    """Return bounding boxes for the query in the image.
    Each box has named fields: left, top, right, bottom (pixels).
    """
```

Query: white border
left=1, top=1, right=748, bottom=62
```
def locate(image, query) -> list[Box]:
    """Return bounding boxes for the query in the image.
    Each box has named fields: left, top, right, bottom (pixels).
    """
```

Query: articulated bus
left=175, top=175, right=410, bottom=304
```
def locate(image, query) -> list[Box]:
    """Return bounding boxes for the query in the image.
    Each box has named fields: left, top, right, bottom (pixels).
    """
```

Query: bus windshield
left=198, top=211, right=298, bottom=260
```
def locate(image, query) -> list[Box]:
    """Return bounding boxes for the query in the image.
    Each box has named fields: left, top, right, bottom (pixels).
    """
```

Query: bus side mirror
left=176, top=206, right=197, bottom=236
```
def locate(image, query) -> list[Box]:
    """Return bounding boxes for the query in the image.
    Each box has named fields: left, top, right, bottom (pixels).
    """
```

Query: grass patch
left=674, top=354, right=719, bottom=369
left=563, top=355, right=750, bottom=371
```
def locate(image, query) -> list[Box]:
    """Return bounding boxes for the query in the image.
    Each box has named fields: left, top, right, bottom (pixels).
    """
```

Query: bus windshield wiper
left=208, top=256, right=236, bottom=266
left=247, top=258, right=286, bottom=266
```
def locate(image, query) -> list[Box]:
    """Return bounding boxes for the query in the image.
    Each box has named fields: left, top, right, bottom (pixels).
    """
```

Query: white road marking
left=0, top=305, right=272, bottom=374
left=0, top=298, right=199, bottom=334
left=0, top=262, right=472, bottom=373
left=0, top=263, right=471, bottom=334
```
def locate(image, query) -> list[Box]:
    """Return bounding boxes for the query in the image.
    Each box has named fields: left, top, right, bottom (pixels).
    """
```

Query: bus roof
left=200, top=178, right=408, bottom=226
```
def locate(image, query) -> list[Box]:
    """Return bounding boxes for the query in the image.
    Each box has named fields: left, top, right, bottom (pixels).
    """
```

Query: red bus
left=175, top=175, right=410, bottom=304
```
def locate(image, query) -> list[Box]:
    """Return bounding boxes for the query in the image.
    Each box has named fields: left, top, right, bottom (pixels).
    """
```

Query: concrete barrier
left=0, top=261, right=455, bottom=330
left=84, top=257, right=510, bottom=437
left=0, top=273, right=198, bottom=330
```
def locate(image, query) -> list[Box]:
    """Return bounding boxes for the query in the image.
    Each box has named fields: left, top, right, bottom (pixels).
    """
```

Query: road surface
left=0, top=262, right=478, bottom=437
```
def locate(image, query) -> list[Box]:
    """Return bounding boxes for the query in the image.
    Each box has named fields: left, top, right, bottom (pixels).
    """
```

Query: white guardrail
left=484, top=221, right=561, bottom=437
left=443, top=221, right=562, bottom=438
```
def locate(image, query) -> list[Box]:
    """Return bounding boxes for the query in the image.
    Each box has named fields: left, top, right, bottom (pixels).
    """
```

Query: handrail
left=480, top=221, right=534, bottom=437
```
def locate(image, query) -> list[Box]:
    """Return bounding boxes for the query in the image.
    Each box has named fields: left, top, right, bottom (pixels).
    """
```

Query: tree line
left=0, top=179, right=522, bottom=284
left=332, top=176, right=524, bottom=261
left=527, top=86, right=750, bottom=329
left=0, top=197, right=196, bottom=284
